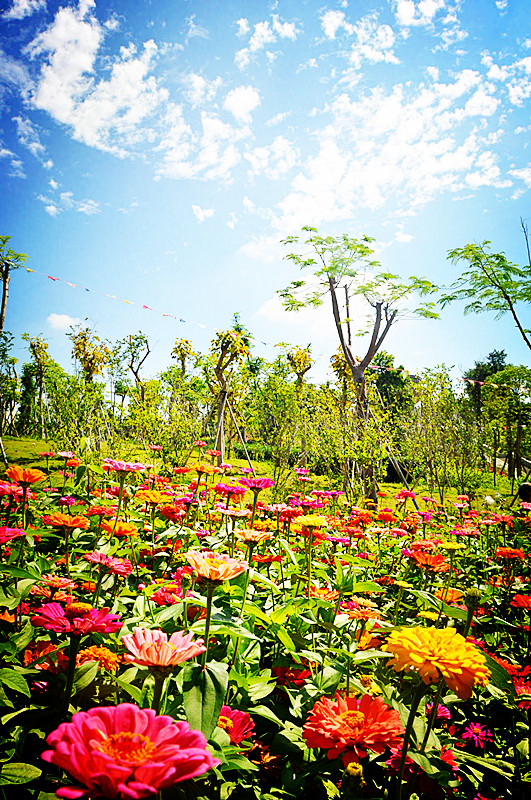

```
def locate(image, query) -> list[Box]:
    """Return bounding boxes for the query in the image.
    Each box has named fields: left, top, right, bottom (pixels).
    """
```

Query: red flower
left=41, top=703, right=219, bottom=799
left=0, top=526, right=25, bottom=545
left=303, top=693, right=404, bottom=765
left=31, top=601, right=122, bottom=636
left=511, top=594, right=531, bottom=609
left=217, top=705, right=255, bottom=744
left=238, top=477, right=275, bottom=492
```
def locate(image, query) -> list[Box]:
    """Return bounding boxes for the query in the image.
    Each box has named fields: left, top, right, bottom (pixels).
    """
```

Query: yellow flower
left=384, top=626, right=491, bottom=700
left=439, top=541, right=466, bottom=552
left=296, top=514, right=328, bottom=528
left=395, top=581, right=413, bottom=589
left=418, top=610, right=439, bottom=621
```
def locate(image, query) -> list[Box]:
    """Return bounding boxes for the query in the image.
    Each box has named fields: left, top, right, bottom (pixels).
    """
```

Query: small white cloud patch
left=47, top=312, right=82, bottom=330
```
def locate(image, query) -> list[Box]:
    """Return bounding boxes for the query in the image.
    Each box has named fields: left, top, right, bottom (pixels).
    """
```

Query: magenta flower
left=462, top=722, right=493, bottom=749
left=238, top=477, right=275, bottom=493
left=42, top=703, right=219, bottom=799
left=31, top=602, right=122, bottom=636
left=0, top=526, right=25, bottom=545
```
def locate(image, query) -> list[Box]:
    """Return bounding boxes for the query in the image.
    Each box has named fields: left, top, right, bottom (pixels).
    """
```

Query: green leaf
left=483, top=653, right=515, bottom=697
left=0, top=762, right=42, bottom=785
left=0, top=669, right=30, bottom=697
left=114, top=677, right=143, bottom=704
left=72, top=661, right=98, bottom=694
left=456, top=751, right=514, bottom=778
left=182, top=661, right=228, bottom=739
left=0, top=565, right=40, bottom=581
left=10, top=620, right=34, bottom=653
left=251, top=704, right=283, bottom=726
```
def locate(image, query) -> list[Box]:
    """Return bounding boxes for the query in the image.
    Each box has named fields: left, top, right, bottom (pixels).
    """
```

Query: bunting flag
left=460, top=378, right=501, bottom=388
left=23, top=266, right=272, bottom=346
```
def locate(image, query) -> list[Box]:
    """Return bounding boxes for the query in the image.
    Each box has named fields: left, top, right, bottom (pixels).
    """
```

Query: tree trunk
left=0, top=268, right=10, bottom=333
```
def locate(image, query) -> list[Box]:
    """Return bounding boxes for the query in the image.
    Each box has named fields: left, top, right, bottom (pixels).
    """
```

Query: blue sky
left=1, top=0, right=531, bottom=383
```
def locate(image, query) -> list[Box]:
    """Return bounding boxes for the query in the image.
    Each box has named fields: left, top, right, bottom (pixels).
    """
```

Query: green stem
left=396, top=682, right=427, bottom=800
left=201, top=582, right=216, bottom=668
left=420, top=678, right=443, bottom=751
left=112, top=474, right=126, bottom=536
left=152, top=671, right=167, bottom=714
left=62, top=634, right=81, bottom=715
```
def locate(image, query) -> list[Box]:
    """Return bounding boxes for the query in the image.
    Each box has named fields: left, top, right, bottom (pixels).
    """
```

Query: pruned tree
left=279, top=227, right=437, bottom=408
left=0, top=236, right=28, bottom=333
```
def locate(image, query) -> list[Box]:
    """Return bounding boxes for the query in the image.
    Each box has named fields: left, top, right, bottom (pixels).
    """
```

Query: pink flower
left=238, top=477, right=275, bottom=493
left=121, top=628, right=205, bottom=669
left=84, top=553, right=133, bottom=576
left=31, top=602, right=122, bottom=636
left=0, top=526, right=25, bottom=545
left=217, top=705, right=254, bottom=744
left=103, top=459, right=146, bottom=473
left=41, top=703, right=219, bottom=799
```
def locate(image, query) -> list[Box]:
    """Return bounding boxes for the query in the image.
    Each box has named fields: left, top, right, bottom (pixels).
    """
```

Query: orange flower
left=135, top=490, right=169, bottom=505
left=303, top=693, right=404, bottom=765
left=236, top=530, right=274, bottom=544
left=412, top=552, right=450, bottom=573
left=6, top=465, right=47, bottom=485
left=384, top=626, right=491, bottom=700
left=44, top=513, right=90, bottom=530
left=435, top=587, right=463, bottom=604
left=496, top=547, right=525, bottom=560
left=101, top=519, right=139, bottom=538
left=77, top=645, right=120, bottom=671
left=184, top=550, right=248, bottom=583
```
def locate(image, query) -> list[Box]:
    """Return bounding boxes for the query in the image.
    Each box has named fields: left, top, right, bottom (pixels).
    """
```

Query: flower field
left=1, top=446, right=531, bottom=800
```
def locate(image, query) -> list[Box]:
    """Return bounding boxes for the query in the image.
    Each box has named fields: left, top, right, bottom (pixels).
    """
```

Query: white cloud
left=49, top=178, right=58, bottom=189
left=192, top=204, right=214, bottom=221
left=235, top=18, right=249, bottom=37
left=234, top=14, right=298, bottom=69
left=393, top=0, right=448, bottom=27
left=185, top=73, right=222, bottom=108
left=37, top=188, right=100, bottom=215
left=321, top=10, right=354, bottom=39
left=156, top=107, right=245, bottom=181
left=3, top=0, right=45, bottom=20
left=245, top=136, right=299, bottom=179
left=509, top=166, right=531, bottom=186
left=12, top=115, right=46, bottom=158
left=495, top=0, right=508, bottom=10
left=27, top=5, right=167, bottom=156
left=0, top=49, right=33, bottom=97
left=9, top=158, right=25, bottom=178
left=349, top=15, right=399, bottom=69
left=223, top=85, right=260, bottom=122
left=185, top=14, right=208, bottom=41
left=268, top=72, right=510, bottom=232
left=266, top=110, right=291, bottom=126
left=47, top=312, right=82, bottom=330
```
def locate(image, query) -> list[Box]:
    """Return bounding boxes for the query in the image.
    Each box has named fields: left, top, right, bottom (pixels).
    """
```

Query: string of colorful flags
left=461, top=378, right=503, bottom=388
left=22, top=266, right=273, bottom=346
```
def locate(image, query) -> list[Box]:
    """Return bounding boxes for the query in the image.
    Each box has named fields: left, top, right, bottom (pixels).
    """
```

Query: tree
left=442, top=242, right=531, bottom=352
left=463, top=349, right=507, bottom=417
left=68, top=326, right=110, bottom=383
left=279, top=228, right=437, bottom=405
left=0, top=236, right=28, bottom=332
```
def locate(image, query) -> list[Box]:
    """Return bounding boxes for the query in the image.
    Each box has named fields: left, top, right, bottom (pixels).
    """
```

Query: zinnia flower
left=384, top=626, right=491, bottom=700
left=5, top=465, right=47, bottom=485
left=31, top=601, right=122, bottom=636
left=103, top=459, right=146, bottom=473
left=184, top=550, right=248, bottom=583
left=44, top=513, right=90, bottom=530
left=41, top=703, right=219, bottom=799
left=238, top=477, right=275, bottom=492
left=412, top=552, right=450, bottom=573
left=0, top=526, right=25, bottom=545
left=302, top=692, right=404, bottom=765
left=216, top=705, right=255, bottom=745
left=121, top=628, right=205, bottom=669
left=462, top=722, right=493, bottom=749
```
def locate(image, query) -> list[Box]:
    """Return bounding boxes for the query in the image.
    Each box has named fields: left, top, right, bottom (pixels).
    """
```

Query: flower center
left=217, top=715, right=234, bottom=732
left=96, top=732, right=157, bottom=764
left=205, top=557, right=223, bottom=568
left=67, top=602, right=93, bottom=617
left=341, top=710, right=365, bottom=728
